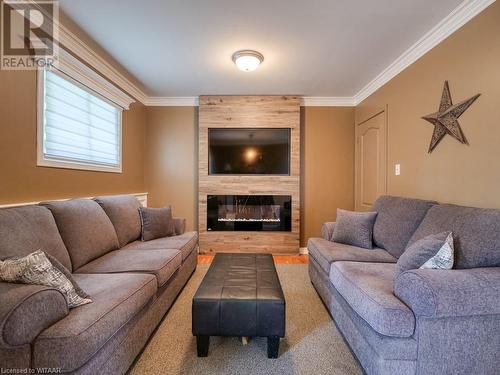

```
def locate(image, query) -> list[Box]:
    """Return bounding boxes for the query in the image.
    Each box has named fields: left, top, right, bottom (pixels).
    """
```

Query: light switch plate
left=395, top=164, right=401, bottom=176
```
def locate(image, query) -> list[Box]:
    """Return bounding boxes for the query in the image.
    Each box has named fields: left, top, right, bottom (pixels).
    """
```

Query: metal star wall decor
left=422, top=81, right=480, bottom=153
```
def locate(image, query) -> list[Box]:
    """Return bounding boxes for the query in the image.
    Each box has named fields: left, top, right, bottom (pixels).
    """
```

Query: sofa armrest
left=0, top=282, right=68, bottom=348
left=173, top=217, right=186, bottom=235
left=394, top=267, right=500, bottom=318
left=321, top=222, right=336, bottom=241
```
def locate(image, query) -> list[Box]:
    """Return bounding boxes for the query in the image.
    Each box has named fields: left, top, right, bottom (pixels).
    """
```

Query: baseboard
left=299, top=247, right=309, bottom=255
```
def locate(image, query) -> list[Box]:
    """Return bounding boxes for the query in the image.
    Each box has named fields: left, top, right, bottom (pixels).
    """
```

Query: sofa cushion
left=41, top=199, right=120, bottom=270
left=309, top=258, right=419, bottom=361
left=123, top=231, right=198, bottom=261
left=329, top=262, right=415, bottom=337
left=373, top=196, right=437, bottom=258
left=0, top=205, right=72, bottom=271
left=75, top=249, right=182, bottom=288
left=407, top=204, right=500, bottom=268
left=94, top=195, right=142, bottom=248
left=32, top=273, right=156, bottom=372
left=307, top=237, right=396, bottom=275
left=332, top=209, right=378, bottom=249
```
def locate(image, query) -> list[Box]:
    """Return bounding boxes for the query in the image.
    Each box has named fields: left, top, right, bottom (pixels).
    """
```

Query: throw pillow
left=46, top=253, right=91, bottom=299
left=139, top=206, right=175, bottom=241
left=395, top=231, right=454, bottom=279
left=0, top=250, right=92, bottom=308
left=332, top=209, right=378, bottom=249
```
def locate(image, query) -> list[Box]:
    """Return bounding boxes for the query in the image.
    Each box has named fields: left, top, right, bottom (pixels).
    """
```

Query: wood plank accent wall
left=198, top=96, right=300, bottom=254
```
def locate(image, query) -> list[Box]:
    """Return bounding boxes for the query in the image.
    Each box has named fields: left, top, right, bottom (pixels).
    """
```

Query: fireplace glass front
left=207, top=195, right=291, bottom=232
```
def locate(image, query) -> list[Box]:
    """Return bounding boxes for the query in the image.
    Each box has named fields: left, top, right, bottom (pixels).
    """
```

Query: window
left=37, top=69, right=123, bottom=173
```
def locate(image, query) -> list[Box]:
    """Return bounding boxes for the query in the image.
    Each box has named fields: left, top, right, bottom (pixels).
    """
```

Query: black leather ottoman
left=192, top=253, right=285, bottom=358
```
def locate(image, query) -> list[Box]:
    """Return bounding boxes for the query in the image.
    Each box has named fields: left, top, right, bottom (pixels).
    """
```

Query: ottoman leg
left=267, top=336, right=280, bottom=358
left=196, top=335, right=210, bottom=357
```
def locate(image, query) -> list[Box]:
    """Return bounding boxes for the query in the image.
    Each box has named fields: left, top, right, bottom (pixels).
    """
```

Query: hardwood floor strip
left=197, top=254, right=309, bottom=265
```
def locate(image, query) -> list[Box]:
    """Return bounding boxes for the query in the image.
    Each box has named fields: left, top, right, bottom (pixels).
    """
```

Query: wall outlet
left=395, top=164, right=401, bottom=176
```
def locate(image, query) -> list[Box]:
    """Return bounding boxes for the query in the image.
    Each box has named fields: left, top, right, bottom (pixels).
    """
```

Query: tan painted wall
left=144, top=107, right=198, bottom=230
left=144, top=106, right=355, bottom=244
left=0, top=69, right=146, bottom=204
left=301, top=107, right=355, bottom=246
left=356, top=2, right=500, bottom=209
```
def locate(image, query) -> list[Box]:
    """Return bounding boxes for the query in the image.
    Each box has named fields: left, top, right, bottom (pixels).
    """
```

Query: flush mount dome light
left=232, top=50, right=264, bottom=72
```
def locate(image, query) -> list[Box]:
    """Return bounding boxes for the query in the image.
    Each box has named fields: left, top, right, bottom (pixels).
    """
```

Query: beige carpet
left=130, top=264, right=363, bottom=375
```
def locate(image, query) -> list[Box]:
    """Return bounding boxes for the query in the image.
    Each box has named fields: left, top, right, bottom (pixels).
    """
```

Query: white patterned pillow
left=0, top=250, right=92, bottom=308
left=420, top=232, right=454, bottom=269
left=395, top=231, right=454, bottom=279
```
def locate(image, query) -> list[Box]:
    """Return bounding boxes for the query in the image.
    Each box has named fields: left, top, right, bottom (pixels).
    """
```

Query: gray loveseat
left=308, top=195, right=500, bottom=375
left=0, top=195, right=198, bottom=374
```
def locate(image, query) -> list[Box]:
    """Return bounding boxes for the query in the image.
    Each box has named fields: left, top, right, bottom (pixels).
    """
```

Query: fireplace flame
left=218, top=218, right=281, bottom=222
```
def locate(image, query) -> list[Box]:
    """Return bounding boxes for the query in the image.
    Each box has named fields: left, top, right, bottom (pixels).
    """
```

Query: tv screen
left=209, top=128, right=290, bottom=175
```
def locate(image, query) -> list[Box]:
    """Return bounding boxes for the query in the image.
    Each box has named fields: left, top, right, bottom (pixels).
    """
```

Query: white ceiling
left=59, top=0, right=466, bottom=98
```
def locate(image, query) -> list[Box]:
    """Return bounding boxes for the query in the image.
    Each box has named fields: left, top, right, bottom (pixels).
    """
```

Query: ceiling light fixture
left=232, top=50, right=264, bottom=72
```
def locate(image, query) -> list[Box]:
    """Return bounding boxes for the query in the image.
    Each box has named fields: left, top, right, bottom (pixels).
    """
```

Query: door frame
left=354, top=105, right=388, bottom=211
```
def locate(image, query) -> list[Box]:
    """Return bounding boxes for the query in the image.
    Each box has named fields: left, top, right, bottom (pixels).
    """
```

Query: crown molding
left=143, top=96, right=200, bottom=106
left=53, top=49, right=134, bottom=109
left=300, top=96, right=356, bottom=107
left=25, top=0, right=146, bottom=104
left=58, top=23, right=148, bottom=103
left=354, top=0, right=495, bottom=105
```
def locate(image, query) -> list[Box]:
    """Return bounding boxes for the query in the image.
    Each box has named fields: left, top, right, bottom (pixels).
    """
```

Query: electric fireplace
left=207, top=195, right=292, bottom=232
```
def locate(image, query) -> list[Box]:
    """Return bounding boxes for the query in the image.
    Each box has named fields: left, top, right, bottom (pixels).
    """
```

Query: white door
left=355, top=109, right=387, bottom=211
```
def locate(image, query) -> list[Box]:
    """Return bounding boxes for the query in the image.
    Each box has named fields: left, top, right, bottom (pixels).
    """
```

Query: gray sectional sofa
left=0, top=195, right=198, bottom=374
left=308, top=196, right=500, bottom=375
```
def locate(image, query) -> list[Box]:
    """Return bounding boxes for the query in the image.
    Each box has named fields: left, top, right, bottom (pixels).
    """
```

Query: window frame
left=37, top=68, right=123, bottom=173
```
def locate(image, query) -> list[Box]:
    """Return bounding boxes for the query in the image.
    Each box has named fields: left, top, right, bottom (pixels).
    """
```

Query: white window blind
left=39, top=70, right=122, bottom=172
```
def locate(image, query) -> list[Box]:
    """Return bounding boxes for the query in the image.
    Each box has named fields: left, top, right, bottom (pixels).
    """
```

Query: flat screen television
left=208, top=128, right=290, bottom=175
